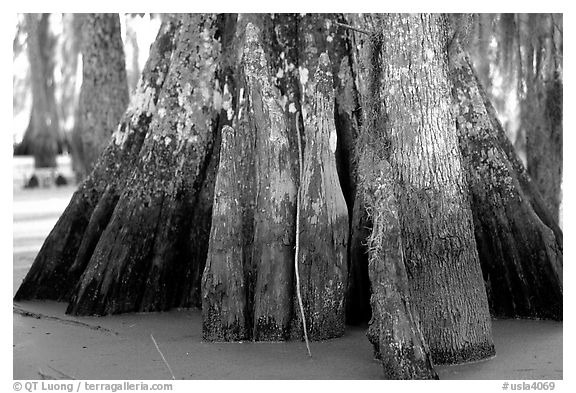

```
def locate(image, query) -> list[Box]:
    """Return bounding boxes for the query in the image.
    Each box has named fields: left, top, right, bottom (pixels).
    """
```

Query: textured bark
left=15, top=15, right=223, bottom=317
left=23, top=13, right=60, bottom=168
left=14, top=19, right=177, bottom=302
left=448, top=42, right=563, bottom=321
left=74, top=13, right=130, bottom=179
left=367, top=14, right=495, bottom=364
left=359, top=151, right=436, bottom=379
left=66, top=14, right=222, bottom=316
left=202, top=22, right=297, bottom=341
left=290, top=53, right=349, bottom=340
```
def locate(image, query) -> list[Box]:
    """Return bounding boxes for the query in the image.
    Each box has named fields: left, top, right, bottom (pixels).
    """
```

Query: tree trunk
left=23, top=13, right=60, bottom=169
left=74, top=13, right=130, bottom=179
left=297, top=14, right=360, bottom=212
left=202, top=21, right=297, bottom=341
left=65, top=14, right=223, bottom=316
left=448, top=40, right=563, bottom=321
left=14, top=18, right=179, bottom=303
left=290, top=53, right=349, bottom=340
left=16, top=15, right=222, bottom=314
left=366, top=14, right=495, bottom=365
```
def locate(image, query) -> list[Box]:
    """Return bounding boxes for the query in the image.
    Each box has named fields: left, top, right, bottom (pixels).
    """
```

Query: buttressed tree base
left=15, top=13, right=562, bottom=379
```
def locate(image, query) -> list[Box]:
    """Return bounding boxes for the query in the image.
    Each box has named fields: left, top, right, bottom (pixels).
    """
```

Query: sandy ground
left=13, top=185, right=563, bottom=380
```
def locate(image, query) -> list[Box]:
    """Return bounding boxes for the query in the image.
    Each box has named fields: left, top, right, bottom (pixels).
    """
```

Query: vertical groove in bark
left=368, top=14, right=494, bottom=364
left=74, top=13, right=130, bottom=179
left=65, top=14, right=223, bottom=316
left=290, top=53, right=349, bottom=340
left=341, top=15, right=378, bottom=325
left=202, top=22, right=297, bottom=341
left=14, top=19, right=179, bottom=303
left=448, top=41, right=563, bottom=321
left=23, top=13, right=60, bottom=169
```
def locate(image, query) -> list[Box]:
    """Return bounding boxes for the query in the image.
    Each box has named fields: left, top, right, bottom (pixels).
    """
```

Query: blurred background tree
left=467, top=13, right=563, bottom=224
left=70, top=13, right=129, bottom=181
left=14, top=14, right=62, bottom=170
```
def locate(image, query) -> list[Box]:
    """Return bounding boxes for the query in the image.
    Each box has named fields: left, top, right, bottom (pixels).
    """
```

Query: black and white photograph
left=9, top=5, right=567, bottom=388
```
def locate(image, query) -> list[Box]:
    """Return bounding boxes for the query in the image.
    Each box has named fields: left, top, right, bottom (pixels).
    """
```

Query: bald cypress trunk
left=14, top=19, right=178, bottom=302
left=366, top=14, right=495, bottom=365
left=15, top=15, right=223, bottom=316
left=66, top=15, right=222, bottom=315
left=448, top=41, right=563, bottom=321
left=290, top=53, right=349, bottom=340
left=202, top=21, right=297, bottom=341
left=73, top=13, right=130, bottom=179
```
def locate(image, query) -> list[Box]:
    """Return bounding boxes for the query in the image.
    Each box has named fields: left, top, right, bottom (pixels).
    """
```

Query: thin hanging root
left=295, top=112, right=312, bottom=358
left=150, top=334, right=176, bottom=380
